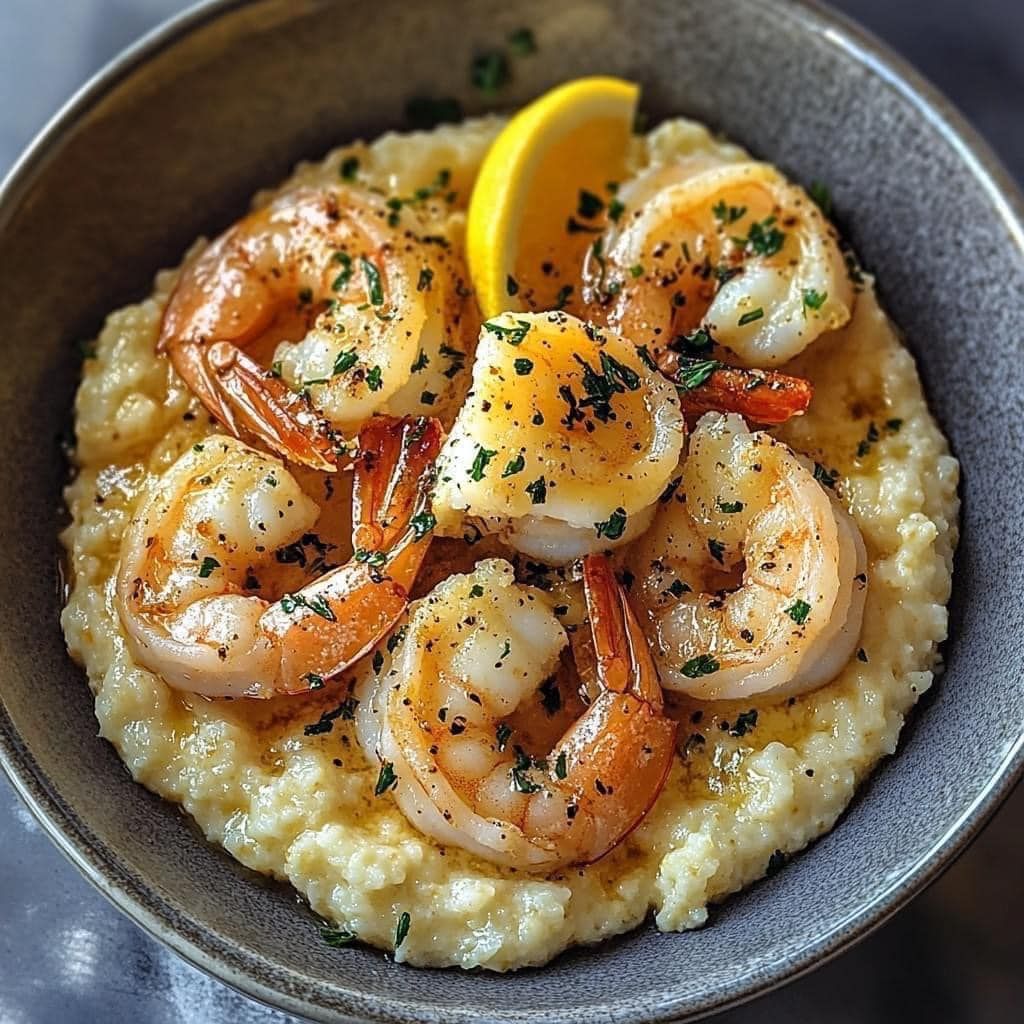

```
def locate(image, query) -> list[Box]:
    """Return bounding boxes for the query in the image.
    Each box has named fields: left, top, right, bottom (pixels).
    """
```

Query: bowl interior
left=1, top=1, right=1022, bottom=1021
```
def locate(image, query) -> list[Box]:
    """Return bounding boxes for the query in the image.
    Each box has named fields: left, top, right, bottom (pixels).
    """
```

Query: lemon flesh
left=467, top=77, right=639, bottom=318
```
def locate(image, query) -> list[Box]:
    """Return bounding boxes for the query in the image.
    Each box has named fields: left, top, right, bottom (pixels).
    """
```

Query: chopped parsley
left=595, top=507, right=628, bottom=540
left=712, top=199, right=747, bottom=224
left=717, top=499, right=744, bottom=514
left=514, top=357, right=534, bottom=376
left=333, top=348, right=358, bottom=375
left=506, top=274, right=519, bottom=296
left=707, top=538, right=726, bottom=564
left=417, top=266, right=433, bottom=291
left=808, top=181, right=833, bottom=219
left=331, top=251, right=353, bottom=290
left=280, top=592, right=336, bottom=621
left=303, top=697, right=359, bottom=736
left=483, top=318, right=531, bottom=346
left=305, top=672, right=325, bottom=690
left=198, top=556, right=220, bottom=579
left=555, top=751, right=568, bottom=780
left=675, top=358, right=720, bottom=390
left=470, top=445, right=498, bottom=481
left=608, top=197, right=625, bottom=222
left=786, top=599, right=811, bottom=626
left=354, top=548, right=387, bottom=568
left=577, top=189, right=604, bottom=219
left=510, top=747, right=543, bottom=793
left=525, top=476, right=547, bottom=504
left=320, top=926, right=358, bottom=947
left=507, top=27, right=537, bottom=55
left=802, top=288, right=827, bottom=311
left=361, top=258, right=384, bottom=305
left=496, top=722, right=512, bottom=751
left=339, top=155, right=359, bottom=181
left=502, top=453, right=525, bottom=477
left=738, top=307, right=764, bottom=327
left=471, top=50, right=510, bottom=95
left=681, top=654, right=720, bottom=678
left=670, top=327, right=714, bottom=357
left=738, top=216, right=786, bottom=257
left=374, top=760, right=398, bottom=796
left=539, top=677, right=562, bottom=714
left=629, top=263, right=645, bottom=278
left=470, top=584, right=485, bottom=599
left=813, top=462, right=839, bottom=489
left=554, top=284, right=573, bottom=309
left=410, top=511, right=437, bottom=540
left=394, top=911, right=411, bottom=948
left=730, top=709, right=758, bottom=737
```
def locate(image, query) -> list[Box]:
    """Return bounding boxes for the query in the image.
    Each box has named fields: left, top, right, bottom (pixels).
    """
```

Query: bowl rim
left=1, top=0, right=1022, bottom=1021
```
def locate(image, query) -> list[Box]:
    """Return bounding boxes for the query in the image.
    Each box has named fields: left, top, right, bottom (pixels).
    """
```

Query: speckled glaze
left=0, top=0, right=1021, bottom=1021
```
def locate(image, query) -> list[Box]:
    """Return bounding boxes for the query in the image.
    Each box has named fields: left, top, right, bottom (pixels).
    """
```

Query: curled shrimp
left=354, top=555, right=677, bottom=870
left=627, top=412, right=867, bottom=699
left=433, top=311, right=685, bottom=563
left=582, top=161, right=853, bottom=367
left=159, top=185, right=471, bottom=470
left=116, top=415, right=442, bottom=698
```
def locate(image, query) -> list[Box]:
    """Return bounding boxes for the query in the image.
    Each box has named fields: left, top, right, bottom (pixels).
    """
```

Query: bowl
left=1, top=1, right=1022, bottom=1021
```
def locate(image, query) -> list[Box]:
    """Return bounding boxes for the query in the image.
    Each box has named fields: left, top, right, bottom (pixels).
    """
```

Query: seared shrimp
left=116, top=416, right=442, bottom=698
left=629, top=413, right=867, bottom=699
left=433, top=311, right=685, bottom=563
left=354, top=556, right=676, bottom=870
left=159, top=185, right=471, bottom=470
left=582, top=161, right=853, bottom=367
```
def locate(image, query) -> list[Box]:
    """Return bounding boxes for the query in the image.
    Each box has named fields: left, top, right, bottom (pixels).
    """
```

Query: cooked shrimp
left=582, top=161, right=853, bottom=367
left=628, top=413, right=867, bottom=699
left=116, top=416, right=442, bottom=698
left=433, top=311, right=685, bottom=563
left=354, top=555, right=676, bottom=870
left=159, top=185, right=471, bottom=470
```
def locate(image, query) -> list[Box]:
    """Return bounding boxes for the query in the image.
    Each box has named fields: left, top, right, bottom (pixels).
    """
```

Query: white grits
left=60, top=117, right=959, bottom=970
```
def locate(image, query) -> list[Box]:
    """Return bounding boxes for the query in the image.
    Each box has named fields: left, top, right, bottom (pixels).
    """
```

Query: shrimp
left=582, top=161, right=853, bottom=368
left=433, top=311, right=685, bottom=563
left=116, top=415, right=442, bottom=698
left=159, top=185, right=472, bottom=470
left=628, top=413, right=867, bottom=699
left=354, top=555, right=676, bottom=870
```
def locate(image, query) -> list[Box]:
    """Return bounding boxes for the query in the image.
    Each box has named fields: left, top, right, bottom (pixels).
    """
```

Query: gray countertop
left=1, top=1, right=1021, bottom=1021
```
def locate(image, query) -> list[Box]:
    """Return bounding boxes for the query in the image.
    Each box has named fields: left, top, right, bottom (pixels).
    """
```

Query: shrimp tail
left=201, top=341, right=341, bottom=472
left=263, top=416, right=443, bottom=692
left=556, top=554, right=676, bottom=862
left=672, top=360, right=813, bottom=425
left=353, top=416, right=443, bottom=555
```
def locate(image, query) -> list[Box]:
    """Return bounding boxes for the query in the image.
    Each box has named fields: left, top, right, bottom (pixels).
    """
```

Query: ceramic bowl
left=1, top=1, right=1022, bottom=1021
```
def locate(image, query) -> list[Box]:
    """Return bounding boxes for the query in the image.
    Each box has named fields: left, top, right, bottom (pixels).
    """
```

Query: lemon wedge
left=467, top=77, right=639, bottom=318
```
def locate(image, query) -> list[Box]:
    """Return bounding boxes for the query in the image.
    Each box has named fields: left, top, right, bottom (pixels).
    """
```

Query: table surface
left=1, top=1, right=1021, bottom=1021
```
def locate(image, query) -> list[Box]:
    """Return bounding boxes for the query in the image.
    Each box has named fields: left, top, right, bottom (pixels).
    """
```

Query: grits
left=60, top=117, right=958, bottom=970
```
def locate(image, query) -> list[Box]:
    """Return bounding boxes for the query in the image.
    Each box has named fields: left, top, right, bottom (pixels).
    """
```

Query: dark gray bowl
left=1, top=1, right=1022, bottom=1021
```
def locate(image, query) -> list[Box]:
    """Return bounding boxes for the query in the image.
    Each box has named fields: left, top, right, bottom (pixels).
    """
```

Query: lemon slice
left=467, top=77, right=639, bottom=318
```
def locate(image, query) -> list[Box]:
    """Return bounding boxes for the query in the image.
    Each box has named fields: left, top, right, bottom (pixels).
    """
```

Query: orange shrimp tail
left=674, top=362, right=813, bottom=425
left=266, top=415, right=443, bottom=692
left=353, top=416, right=443, bottom=555
left=569, top=554, right=677, bottom=862
left=199, top=342, right=340, bottom=472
